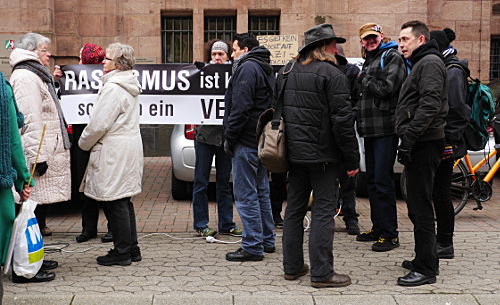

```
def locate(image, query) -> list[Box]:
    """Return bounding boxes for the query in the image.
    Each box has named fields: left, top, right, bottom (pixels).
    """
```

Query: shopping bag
left=3, top=199, right=44, bottom=278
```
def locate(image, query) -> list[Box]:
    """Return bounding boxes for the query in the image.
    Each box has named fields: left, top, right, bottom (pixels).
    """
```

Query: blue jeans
left=232, top=144, right=275, bottom=255
left=364, top=135, right=399, bottom=239
left=192, top=140, right=235, bottom=232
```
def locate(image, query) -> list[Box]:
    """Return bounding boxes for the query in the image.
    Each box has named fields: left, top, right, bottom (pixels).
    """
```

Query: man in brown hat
left=281, top=23, right=359, bottom=288
left=355, top=23, right=407, bottom=252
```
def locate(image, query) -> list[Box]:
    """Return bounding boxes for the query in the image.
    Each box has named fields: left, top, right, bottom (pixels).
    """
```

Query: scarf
left=0, top=73, right=18, bottom=188
left=232, top=53, right=248, bottom=74
left=13, top=60, right=71, bottom=150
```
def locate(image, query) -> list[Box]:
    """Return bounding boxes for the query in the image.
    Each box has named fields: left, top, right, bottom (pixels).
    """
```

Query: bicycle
left=450, top=145, right=500, bottom=215
left=399, top=145, right=499, bottom=216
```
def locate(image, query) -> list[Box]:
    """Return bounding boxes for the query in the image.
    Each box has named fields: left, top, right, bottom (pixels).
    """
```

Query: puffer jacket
left=357, top=41, right=407, bottom=138
left=79, top=70, right=144, bottom=201
left=9, top=48, right=71, bottom=204
left=281, top=59, right=359, bottom=170
left=396, top=40, right=449, bottom=148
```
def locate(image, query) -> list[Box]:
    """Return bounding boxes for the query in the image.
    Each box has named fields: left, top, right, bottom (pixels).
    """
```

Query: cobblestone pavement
left=2, top=157, right=500, bottom=304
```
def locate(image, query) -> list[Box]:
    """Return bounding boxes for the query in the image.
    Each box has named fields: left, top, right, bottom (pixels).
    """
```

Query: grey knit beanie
left=211, top=41, right=228, bottom=54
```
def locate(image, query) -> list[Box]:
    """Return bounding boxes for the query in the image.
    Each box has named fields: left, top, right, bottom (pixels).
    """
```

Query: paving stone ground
left=2, top=157, right=500, bottom=304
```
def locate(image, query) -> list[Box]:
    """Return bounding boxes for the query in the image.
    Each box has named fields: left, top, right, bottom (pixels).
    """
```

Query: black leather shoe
left=97, top=249, right=131, bottom=266
left=76, top=232, right=97, bottom=243
left=12, top=270, right=55, bottom=283
left=401, top=260, right=440, bottom=275
left=345, top=221, right=360, bottom=235
left=264, top=246, right=276, bottom=253
left=41, top=260, right=58, bottom=271
left=226, top=248, right=263, bottom=262
left=131, top=246, right=142, bottom=262
left=437, top=243, right=454, bottom=259
left=101, top=231, right=113, bottom=243
left=397, top=271, right=436, bottom=286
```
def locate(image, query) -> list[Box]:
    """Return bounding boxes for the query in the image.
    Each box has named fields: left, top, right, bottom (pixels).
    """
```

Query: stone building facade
left=1, top=0, right=499, bottom=155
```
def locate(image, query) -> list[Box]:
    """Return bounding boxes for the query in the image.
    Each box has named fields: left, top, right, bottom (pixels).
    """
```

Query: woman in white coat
left=79, top=43, right=143, bottom=266
left=9, top=33, right=72, bottom=237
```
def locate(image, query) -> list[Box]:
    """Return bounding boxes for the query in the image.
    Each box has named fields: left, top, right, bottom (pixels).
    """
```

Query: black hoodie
left=223, top=46, right=275, bottom=149
left=395, top=40, right=449, bottom=148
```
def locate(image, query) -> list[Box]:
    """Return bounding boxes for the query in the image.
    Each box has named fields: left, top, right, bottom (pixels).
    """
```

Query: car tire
left=171, top=169, right=192, bottom=200
left=355, top=172, right=368, bottom=197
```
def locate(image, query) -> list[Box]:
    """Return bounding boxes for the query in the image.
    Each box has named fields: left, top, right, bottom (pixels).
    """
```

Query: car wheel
left=171, top=169, right=192, bottom=200
left=355, top=172, right=368, bottom=197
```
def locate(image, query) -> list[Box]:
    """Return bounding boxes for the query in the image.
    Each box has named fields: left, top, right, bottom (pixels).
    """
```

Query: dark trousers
left=405, top=139, right=444, bottom=276
left=81, top=194, right=110, bottom=235
left=34, top=205, right=49, bottom=229
left=364, top=135, right=399, bottom=239
left=338, top=172, right=359, bottom=224
left=283, top=162, right=340, bottom=282
left=270, top=172, right=287, bottom=222
left=100, top=197, right=138, bottom=254
left=432, top=157, right=454, bottom=246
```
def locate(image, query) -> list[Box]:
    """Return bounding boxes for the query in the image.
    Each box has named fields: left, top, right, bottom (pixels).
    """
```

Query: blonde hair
left=298, top=43, right=338, bottom=66
left=107, top=43, right=136, bottom=70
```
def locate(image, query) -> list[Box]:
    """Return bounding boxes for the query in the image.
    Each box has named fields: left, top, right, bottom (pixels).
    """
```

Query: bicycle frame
left=456, top=149, right=500, bottom=183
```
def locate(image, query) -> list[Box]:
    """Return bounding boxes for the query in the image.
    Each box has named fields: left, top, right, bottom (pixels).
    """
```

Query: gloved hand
left=224, top=140, right=234, bottom=157
left=443, top=145, right=453, bottom=160
left=397, top=146, right=412, bottom=166
left=194, top=61, right=206, bottom=70
left=35, top=161, right=48, bottom=176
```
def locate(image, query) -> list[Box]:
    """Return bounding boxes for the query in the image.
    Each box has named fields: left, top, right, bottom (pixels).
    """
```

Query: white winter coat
left=78, top=70, right=143, bottom=201
left=9, top=48, right=71, bottom=204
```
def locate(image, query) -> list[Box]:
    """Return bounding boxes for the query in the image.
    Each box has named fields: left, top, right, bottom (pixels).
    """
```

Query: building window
left=161, top=16, right=193, bottom=63
left=491, top=37, right=500, bottom=80
left=204, top=16, right=236, bottom=42
left=493, top=4, right=500, bottom=15
left=249, top=16, right=280, bottom=36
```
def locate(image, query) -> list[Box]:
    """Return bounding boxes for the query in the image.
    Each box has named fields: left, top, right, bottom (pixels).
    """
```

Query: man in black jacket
left=396, top=20, right=448, bottom=286
left=281, top=24, right=359, bottom=288
left=355, top=23, right=407, bottom=252
left=223, top=33, right=275, bottom=262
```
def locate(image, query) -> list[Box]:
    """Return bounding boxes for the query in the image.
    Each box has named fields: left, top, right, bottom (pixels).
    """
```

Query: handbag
left=256, top=60, right=295, bottom=173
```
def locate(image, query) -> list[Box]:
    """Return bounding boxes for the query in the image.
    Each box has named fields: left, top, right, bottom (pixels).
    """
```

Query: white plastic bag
left=3, top=199, right=44, bottom=278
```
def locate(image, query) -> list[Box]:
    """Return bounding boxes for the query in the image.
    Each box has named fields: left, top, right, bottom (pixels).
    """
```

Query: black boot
left=96, top=249, right=131, bottom=266
left=131, top=246, right=142, bottom=262
left=101, top=231, right=113, bottom=243
left=41, top=260, right=58, bottom=271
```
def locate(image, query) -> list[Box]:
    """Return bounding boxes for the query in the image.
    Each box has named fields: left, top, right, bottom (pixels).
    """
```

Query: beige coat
left=78, top=70, right=143, bottom=201
left=9, top=48, right=71, bottom=204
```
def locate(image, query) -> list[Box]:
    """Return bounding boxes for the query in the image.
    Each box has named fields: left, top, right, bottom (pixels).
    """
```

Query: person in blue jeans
left=223, top=33, right=275, bottom=262
left=192, top=40, right=242, bottom=238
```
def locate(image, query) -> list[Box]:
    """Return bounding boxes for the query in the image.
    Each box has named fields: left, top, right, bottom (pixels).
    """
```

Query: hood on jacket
left=102, top=70, right=142, bottom=97
left=240, top=46, right=273, bottom=75
left=444, top=55, right=470, bottom=77
left=9, top=48, right=41, bottom=67
left=366, top=40, right=399, bottom=59
left=408, top=40, right=442, bottom=65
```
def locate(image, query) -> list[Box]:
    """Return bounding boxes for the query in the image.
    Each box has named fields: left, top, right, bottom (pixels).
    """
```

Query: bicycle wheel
left=451, top=160, right=472, bottom=215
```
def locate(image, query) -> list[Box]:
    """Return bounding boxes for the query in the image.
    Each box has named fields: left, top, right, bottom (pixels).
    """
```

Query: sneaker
left=356, top=229, right=379, bottom=242
left=197, top=227, right=217, bottom=237
left=96, top=249, right=131, bottom=266
left=372, top=237, right=400, bottom=252
left=220, top=226, right=242, bottom=237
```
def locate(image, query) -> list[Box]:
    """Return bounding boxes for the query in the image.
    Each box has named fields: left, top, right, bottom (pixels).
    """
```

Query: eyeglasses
left=36, top=49, right=49, bottom=53
left=105, top=57, right=114, bottom=61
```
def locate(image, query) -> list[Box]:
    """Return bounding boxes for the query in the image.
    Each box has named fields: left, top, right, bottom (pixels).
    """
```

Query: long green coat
left=0, top=81, right=32, bottom=266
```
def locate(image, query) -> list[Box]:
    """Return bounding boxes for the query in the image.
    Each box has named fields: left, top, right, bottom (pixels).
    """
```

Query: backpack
left=380, top=49, right=411, bottom=76
left=447, top=64, right=496, bottom=151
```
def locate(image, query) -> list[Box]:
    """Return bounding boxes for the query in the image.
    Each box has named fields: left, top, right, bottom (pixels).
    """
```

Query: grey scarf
left=13, top=60, right=71, bottom=149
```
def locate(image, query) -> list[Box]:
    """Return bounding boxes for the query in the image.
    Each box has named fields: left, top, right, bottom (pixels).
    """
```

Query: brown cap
left=359, top=23, right=383, bottom=39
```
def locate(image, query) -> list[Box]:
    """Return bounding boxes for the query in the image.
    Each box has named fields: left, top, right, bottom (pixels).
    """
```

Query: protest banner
left=256, top=35, right=298, bottom=65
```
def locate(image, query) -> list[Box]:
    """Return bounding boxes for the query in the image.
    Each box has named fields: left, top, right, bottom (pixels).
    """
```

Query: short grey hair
left=15, top=33, right=51, bottom=51
left=107, top=43, right=135, bottom=70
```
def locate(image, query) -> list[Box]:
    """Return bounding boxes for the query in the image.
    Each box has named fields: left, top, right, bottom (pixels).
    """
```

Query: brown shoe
left=311, top=273, right=351, bottom=288
left=284, top=264, right=309, bottom=280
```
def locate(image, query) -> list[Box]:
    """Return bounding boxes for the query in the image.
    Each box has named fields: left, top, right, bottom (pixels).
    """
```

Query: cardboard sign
left=257, top=35, right=299, bottom=65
